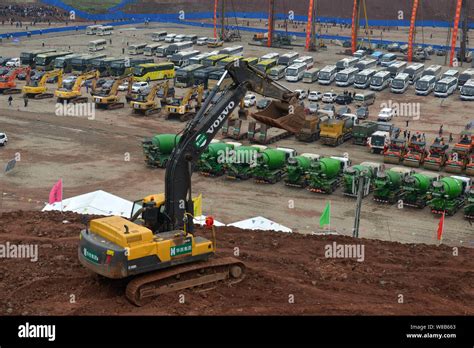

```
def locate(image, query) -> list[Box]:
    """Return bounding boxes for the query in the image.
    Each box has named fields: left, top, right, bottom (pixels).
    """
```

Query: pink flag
left=48, top=179, right=63, bottom=204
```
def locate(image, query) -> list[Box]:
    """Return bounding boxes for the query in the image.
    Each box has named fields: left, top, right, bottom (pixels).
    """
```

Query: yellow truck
left=320, top=116, right=354, bottom=146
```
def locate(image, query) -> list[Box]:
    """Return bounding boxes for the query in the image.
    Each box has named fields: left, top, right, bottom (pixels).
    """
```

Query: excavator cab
left=130, top=193, right=167, bottom=232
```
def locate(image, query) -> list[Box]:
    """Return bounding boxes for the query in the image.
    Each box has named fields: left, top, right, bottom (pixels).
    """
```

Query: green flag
left=319, top=202, right=331, bottom=228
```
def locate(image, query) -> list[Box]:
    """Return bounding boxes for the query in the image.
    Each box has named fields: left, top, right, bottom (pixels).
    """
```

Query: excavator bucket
left=250, top=100, right=306, bottom=134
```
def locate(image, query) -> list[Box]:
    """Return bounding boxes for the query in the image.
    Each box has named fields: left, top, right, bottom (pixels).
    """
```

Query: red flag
left=437, top=212, right=445, bottom=241
left=49, top=179, right=63, bottom=204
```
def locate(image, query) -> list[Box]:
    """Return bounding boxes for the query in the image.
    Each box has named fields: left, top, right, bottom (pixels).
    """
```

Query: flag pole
left=328, top=200, right=331, bottom=232
left=60, top=178, right=63, bottom=213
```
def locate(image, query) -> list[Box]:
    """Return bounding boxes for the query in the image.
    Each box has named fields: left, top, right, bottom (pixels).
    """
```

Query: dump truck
left=403, top=139, right=428, bottom=168
left=253, top=148, right=296, bottom=184
left=295, top=115, right=324, bottom=142
left=248, top=122, right=291, bottom=144
left=423, top=137, right=449, bottom=171
left=445, top=131, right=474, bottom=174
left=343, top=162, right=383, bottom=197
left=197, top=142, right=237, bottom=177
left=428, top=176, right=470, bottom=216
left=368, top=131, right=390, bottom=154
left=384, top=138, right=408, bottom=164
left=464, top=187, right=474, bottom=220
left=319, top=116, right=353, bottom=146
left=142, top=134, right=181, bottom=168
left=401, top=172, right=440, bottom=208
left=373, top=167, right=413, bottom=204
left=284, top=153, right=320, bottom=188
left=352, top=121, right=378, bottom=145
left=224, top=145, right=263, bottom=180
left=306, top=157, right=345, bottom=193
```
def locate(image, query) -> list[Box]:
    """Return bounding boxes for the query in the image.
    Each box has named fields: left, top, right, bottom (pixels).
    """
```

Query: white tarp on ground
left=193, top=215, right=226, bottom=227
left=42, top=190, right=133, bottom=217
left=43, top=191, right=290, bottom=232
left=227, top=216, right=292, bottom=233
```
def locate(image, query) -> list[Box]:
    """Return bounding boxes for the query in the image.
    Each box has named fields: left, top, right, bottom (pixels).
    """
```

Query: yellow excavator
left=22, top=69, right=63, bottom=99
left=78, top=61, right=306, bottom=306
left=54, top=70, right=99, bottom=103
left=165, top=84, right=204, bottom=122
left=92, top=76, right=132, bottom=110
left=130, top=80, right=169, bottom=116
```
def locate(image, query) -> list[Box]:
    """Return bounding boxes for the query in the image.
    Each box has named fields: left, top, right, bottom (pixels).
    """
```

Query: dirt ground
left=0, top=210, right=472, bottom=315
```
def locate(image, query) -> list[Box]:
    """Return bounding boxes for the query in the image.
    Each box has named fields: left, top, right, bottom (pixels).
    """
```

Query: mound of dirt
left=0, top=210, right=472, bottom=315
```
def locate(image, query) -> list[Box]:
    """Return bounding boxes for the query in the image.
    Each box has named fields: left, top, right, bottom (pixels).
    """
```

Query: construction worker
left=23, top=94, right=28, bottom=107
left=8, top=95, right=13, bottom=107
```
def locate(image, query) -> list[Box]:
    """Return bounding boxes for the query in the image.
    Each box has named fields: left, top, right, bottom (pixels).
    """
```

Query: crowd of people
left=0, top=3, right=69, bottom=25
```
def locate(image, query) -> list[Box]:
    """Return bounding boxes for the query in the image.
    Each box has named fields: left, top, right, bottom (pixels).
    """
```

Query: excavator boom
left=55, top=70, right=99, bottom=103
left=92, top=75, right=131, bottom=109
left=164, top=61, right=305, bottom=232
left=130, top=80, right=169, bottom=116
left=22, top=69, right=63, bottom=98
left=0, top=67, right=30, bottom=94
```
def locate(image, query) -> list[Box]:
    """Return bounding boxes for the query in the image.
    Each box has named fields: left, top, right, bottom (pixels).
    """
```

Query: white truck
left=0, top=132, right=8, bottom=146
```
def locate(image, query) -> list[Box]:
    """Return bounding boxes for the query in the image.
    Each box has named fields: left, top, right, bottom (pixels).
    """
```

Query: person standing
left=439, top=124, right=444, bottom=136
left=8, top=95, right=13, bottom=107
left=23, top=94, right=28, bottom=107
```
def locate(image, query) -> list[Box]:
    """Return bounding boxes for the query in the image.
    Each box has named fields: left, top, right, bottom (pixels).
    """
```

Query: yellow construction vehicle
left=78, top=61, right=306, bottom=306
left=92, top=76, right=131, bottom=110
left=22, top=69, right=63, bottom=99
left=54, top=70, right=99, bottom=103
left=130, top=80, right=169, bottom=116
left=165, top=84, right=204, bottom=121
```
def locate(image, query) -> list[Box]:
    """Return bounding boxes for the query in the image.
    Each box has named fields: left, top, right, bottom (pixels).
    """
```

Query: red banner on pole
left=305, top=0, right=314, bottom=50
left=214, top=0, right=218, bottom=39
left=450, top=0, right=463, bottom=67
left=351, top=0, right=358, bottom=54
left=407, top=0, right=419, bottom=63
left=267, top=0, right=272, bottom=47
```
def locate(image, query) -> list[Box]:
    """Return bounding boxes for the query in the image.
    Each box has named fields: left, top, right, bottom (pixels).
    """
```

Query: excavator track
left=34, top=93, right=54, bottom=99
left=2, top=89, right=22, bottom=95
left=125, top=256, right=245, bottom=306
left=71, top=97, right=89, bottom=104
left=106, top=102, right=125, bottom=110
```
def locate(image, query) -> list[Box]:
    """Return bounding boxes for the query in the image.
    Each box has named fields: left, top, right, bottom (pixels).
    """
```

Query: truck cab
left=368, top=131, right=390, bottom=154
